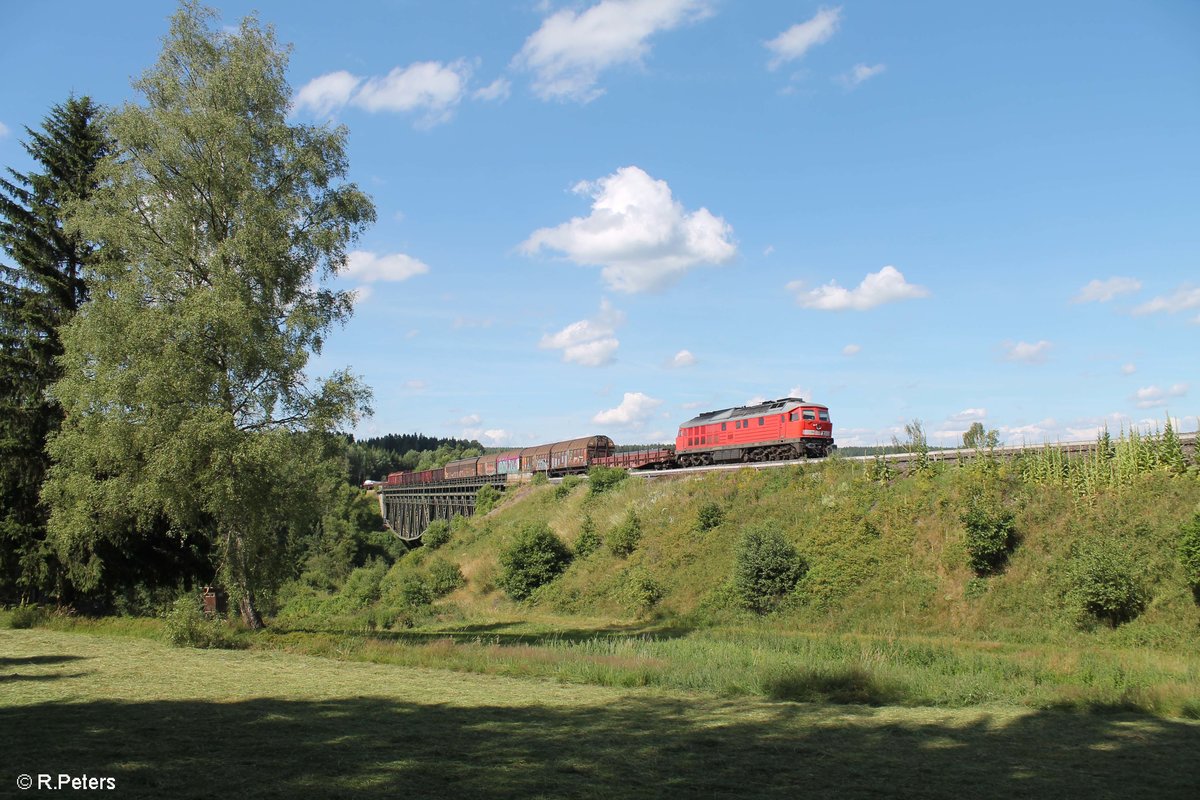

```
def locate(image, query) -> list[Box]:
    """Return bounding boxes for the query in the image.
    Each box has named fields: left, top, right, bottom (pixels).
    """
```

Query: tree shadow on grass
left=4, top=693, right=1198, bottom=799
left=0, top=672, right=91, bottom=683
left=0, top=654, right=89, bottom=666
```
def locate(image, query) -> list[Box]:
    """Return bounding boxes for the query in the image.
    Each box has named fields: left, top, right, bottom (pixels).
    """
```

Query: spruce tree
left=0, top=96, right=107, bottom=603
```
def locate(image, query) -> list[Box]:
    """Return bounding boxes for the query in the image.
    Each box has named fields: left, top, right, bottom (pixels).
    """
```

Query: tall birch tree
left=45, top=2, right=375, bottom=627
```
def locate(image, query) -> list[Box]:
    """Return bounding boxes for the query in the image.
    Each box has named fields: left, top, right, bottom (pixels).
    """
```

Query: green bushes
left=694, top=502, right=724, bottom=533
left=607, top=511, right=642, bottom=557
left=555, top=475, right=583, bottom=500
left=1179, top=514, right=1200, bottom=601
left=421, top=519, right=451, bottom=549
left=588, top=466, right=627, bottom=495
left=961, top=496, right=1017, bottom=575
left=163, top=596, right=243, bottom=649
left=499, top=522, right=573, bottom=600
left=427, top=558, right=466, bottom=596
left=8, top=604, right=46, bottom=629
left=622, top=569, right=663, bottom=614
left=575, top=514, right=601, bottom=557
left=1065, top=544, right=1147, bottom=628
left=391, top=574, right=433, bottom=608
left=475, top=484, right=502, bottom=515
left=733, top=525, right=807, bottom=614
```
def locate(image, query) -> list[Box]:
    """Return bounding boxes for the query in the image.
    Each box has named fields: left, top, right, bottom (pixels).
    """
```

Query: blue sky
left=2, top=1, right=1197, bottom=448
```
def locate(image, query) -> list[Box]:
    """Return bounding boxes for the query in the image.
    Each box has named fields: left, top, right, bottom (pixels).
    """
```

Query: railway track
left=617, top=432, right=1198, bottom=480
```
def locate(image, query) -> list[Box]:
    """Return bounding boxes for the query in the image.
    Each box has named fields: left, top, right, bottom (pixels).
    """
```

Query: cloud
left=1133, top=284, right=1200, bottom=317
left=1072, top=276, right=1142, bottom=303
left=951, top=408, right=987, bottom=422
left=1003, top=340, right=1051, bottom=363
left=1121, top=363, right=1136, bottom=375
left=1134, top=384, right=1188, bottom=409
left=788, top=266, right=929, bottom=311
left=842, top=344, right=861, bottom=356
left=344, top=250, right=430, bottom=283
left=292, top=70, right=362, bottom=116
left=522, top=166, right=736, bottom=293
left=788, top=386, right=811, bottom=400
left=765, top=6, right=841, bottom=70
left=473, top=77, right=512, bottom=102
left=837, top=63, right=886, bottom=88
left=593, top=391, right=663, bottom=426
left=349, top=285, right=373, bottom=304
left=463, top=425, right=512, bottom=445
left=353, top=60, right=472, bottom=125
left=403, top=380, right=427, bottom=391
left=539, top=298, right=624, bottom=366
left=669, top=349, right=696, bottom=368
left=459, top=414, right=482, bottom=426
left=294, top=60, right=473, bottom=127
left=0, top=121, right=11, bottom=138
left=515, top=0, right=713, bottom=102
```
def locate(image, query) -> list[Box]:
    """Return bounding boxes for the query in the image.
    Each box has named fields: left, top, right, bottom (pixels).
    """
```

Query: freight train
left=376, top=397, right=833, bottom=487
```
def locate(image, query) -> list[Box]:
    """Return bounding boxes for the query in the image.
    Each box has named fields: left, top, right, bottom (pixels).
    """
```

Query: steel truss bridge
left=377, top=475, right=508, bottom=542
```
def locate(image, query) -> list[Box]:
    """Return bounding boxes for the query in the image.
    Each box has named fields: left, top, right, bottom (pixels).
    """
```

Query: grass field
left=4, top=627, right=1200, bottom=798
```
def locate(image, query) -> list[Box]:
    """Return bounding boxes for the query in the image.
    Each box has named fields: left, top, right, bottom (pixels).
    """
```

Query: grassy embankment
left=4, top=626, right=1200, bottom=798
left=250, top=449, right=1200, bottom=717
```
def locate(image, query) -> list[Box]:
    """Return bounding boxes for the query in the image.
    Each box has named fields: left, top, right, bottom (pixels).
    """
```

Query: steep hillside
left=283, top=456, right=1200, bottom=653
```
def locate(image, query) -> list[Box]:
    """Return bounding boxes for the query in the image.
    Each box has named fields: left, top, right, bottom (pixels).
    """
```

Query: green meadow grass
left=4, top=627, right=1200, bottom=799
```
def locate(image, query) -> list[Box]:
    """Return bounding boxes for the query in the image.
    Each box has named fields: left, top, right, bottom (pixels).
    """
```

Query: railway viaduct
left=377, top=474, right=508, bottom=542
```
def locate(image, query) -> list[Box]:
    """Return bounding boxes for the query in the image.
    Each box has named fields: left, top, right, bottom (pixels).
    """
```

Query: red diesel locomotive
left=674, top=397, right=834, bottom=466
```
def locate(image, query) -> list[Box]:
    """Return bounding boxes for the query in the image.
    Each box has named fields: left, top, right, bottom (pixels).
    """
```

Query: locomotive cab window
left=819, top=411, right=830, bottom=421
left=803, top=410, right=816, bottom=420
left=789, top=411, right=799, bottom=422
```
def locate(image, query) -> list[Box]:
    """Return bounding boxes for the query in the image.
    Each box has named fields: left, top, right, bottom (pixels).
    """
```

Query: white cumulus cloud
left=344, top=250, right=430, bottom=283
left=788, top=266, right=928, bottom=311
left=515, top=0, right=713, bottom=102
left=1073, top=276, right=1142, bottom=303
left=473, top=77, right=512, bottom=102
left=522, top=165, right=736, bottom=293
left=0, top=121, right=9, bottom=138
left=540, top=298, right=625, bottom=366
left=294, top=60, right=473, bottom=127
left=1134, top=384, right=1188, bottom=409
left=292, top=70, right=361, bottom=116
left=837, top=63, right=886, bottom=88
left=765, top=6, right=841, bottom=70
left=842, top=344, right=861, bottom=356
left=1003, top=340, right=1052, bottom=363
left=1133, top=285, right=1200, bottom=317
left=669, top=349, right=696, bottom=368
left=1121, top=363, right=1136, bottom=375
left=593, top=391, right=663, bottom=426
left=353, top=60, right=472, bottom=125
left=951, top=408, right=987, bottom=422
